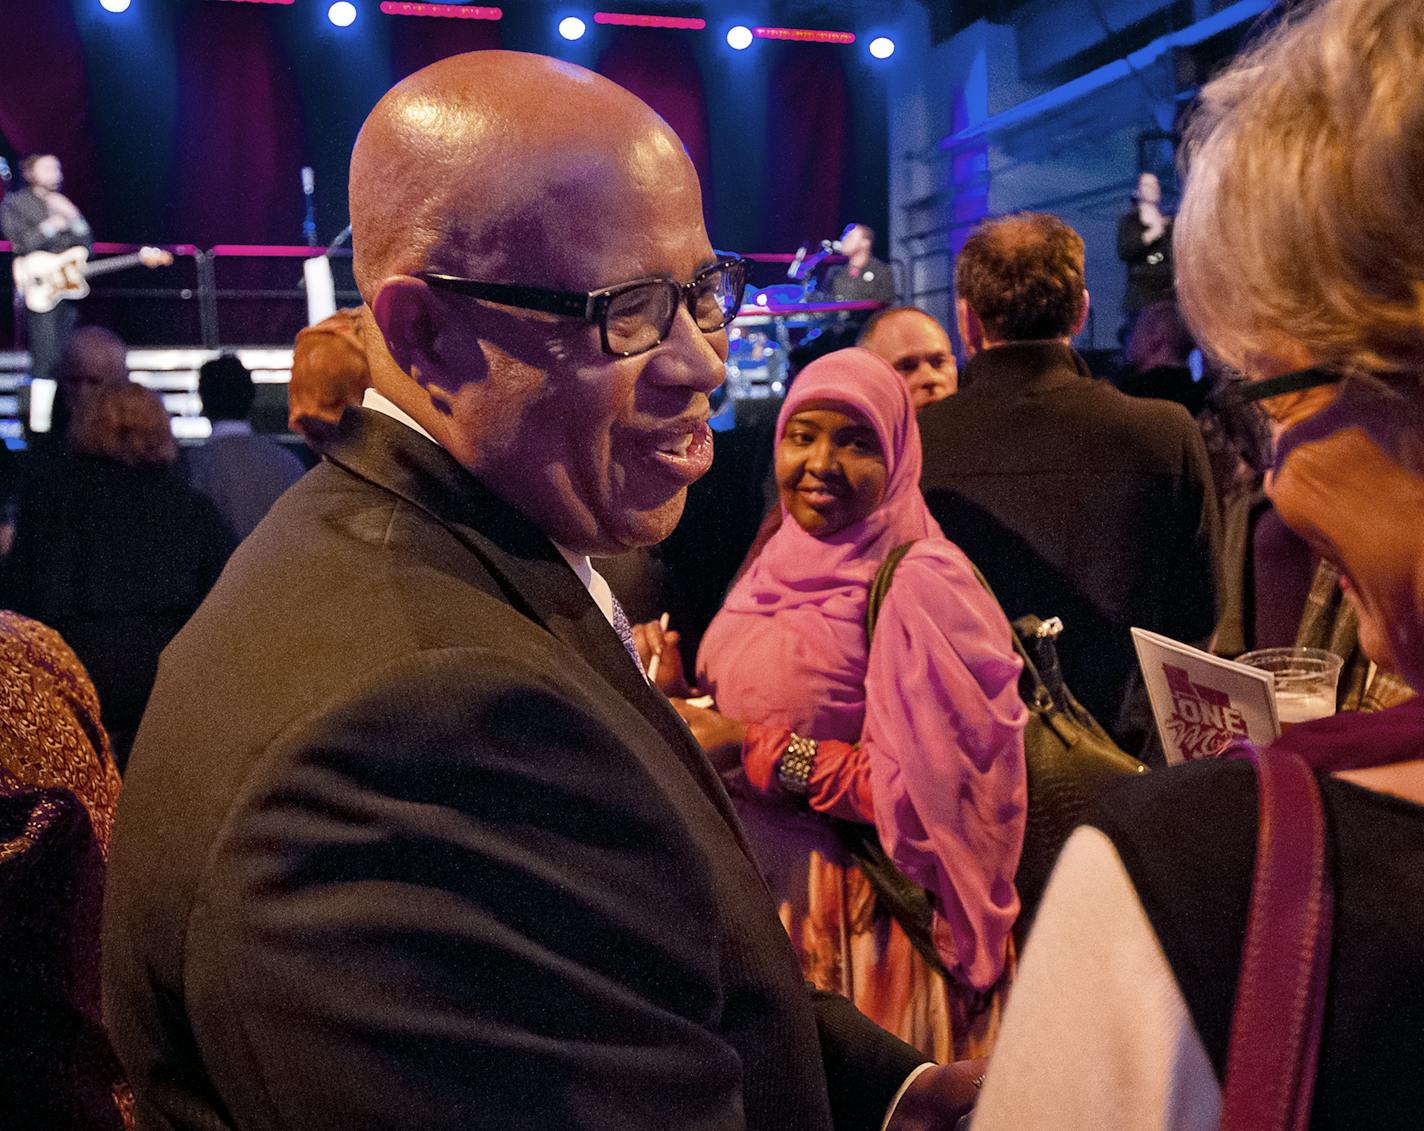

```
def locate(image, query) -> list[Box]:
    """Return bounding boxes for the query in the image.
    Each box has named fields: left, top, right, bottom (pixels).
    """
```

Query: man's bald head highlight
left=350, top=51, right=699, bottom=299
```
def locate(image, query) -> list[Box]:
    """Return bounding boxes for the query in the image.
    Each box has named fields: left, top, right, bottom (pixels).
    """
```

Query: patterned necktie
left=608, top=594, right=648, bottom=679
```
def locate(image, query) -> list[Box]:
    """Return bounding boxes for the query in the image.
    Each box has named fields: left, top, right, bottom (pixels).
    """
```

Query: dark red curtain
left=596, top=29, right=712, bottom=213
left=0, top=0, right=106, bottom=231
left=172, top=4, right=307, bottom=248
left=764, top=43, right=851, bottom=251
left=388, top=16, right=503, bottom=83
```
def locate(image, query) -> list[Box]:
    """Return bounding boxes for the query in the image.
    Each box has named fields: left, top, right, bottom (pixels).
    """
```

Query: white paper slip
left=1130, top=627, right=1280, bottom=765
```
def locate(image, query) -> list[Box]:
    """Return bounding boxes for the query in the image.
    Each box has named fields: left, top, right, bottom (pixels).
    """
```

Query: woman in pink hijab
left=673, top=347, right=1027, bottom=1061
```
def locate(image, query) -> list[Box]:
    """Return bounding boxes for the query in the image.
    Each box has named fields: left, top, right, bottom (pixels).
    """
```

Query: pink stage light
left=379, top=1, right=502, bottom=17
left=753, top=25, right=855, bottom=44
left=592, top=12, right=706, bottom=29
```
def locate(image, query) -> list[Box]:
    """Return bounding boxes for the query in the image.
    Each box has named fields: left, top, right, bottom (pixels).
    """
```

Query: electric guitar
left=12, top=245, right=173, bottom=313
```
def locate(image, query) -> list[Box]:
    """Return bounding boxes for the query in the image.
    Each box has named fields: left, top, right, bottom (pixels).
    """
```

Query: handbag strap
left=866, top=540, right=917, bottom=642
left=1219, top=745, right=1334, bottom=1131
left=871, top=543, right=1054, bottom=713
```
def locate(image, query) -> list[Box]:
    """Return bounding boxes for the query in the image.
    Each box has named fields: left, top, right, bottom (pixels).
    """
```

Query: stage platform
left=1, top=346, right=296, bottom=447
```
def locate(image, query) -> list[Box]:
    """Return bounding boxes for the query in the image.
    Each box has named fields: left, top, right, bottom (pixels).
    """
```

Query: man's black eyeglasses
left=421, top=254, right=749, bottom=358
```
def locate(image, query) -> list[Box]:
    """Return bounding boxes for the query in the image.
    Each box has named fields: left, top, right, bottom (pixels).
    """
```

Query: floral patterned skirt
left=735, top=800, right=1011, bottom=1063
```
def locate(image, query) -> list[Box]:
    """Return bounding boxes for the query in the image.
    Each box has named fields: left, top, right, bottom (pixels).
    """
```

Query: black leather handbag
left=836, top=541, right=1147, bottom=961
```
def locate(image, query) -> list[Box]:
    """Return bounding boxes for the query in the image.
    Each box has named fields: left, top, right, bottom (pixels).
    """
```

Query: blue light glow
left=328, top=1, right=357, bottom=27
left=868, top=36, right=895, bottom=59
left=99, top=0, right=131, bottom=11
left=558, top=16, right=587, bottom=40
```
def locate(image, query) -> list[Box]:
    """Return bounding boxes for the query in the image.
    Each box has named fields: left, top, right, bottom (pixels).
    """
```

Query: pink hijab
left=698, top=348, right=1027, bottom=990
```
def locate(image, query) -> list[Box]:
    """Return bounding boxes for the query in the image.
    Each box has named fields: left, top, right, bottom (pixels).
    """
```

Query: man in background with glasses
left=104, top=51, right=978, bottom=1131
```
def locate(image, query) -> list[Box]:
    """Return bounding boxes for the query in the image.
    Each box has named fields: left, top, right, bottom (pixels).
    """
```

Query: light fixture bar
left=592, top=12, right=706, bottom=29
left=753, top=26, right=855, bottom=44
left=379, top=2, right=502, bottom=17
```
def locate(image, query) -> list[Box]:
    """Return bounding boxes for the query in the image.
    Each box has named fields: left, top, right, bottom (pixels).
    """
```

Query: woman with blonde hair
left=973, top=1, right=1424, bottom=1126
left=3, top=383, right=234, bottom=769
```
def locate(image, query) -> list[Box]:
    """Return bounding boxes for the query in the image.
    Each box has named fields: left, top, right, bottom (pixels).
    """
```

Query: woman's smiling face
left=776, top=401, right=888, bottom=539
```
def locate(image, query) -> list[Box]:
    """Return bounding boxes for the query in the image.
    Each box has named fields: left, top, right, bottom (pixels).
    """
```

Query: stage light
left=868, top=36, right=895, bottom=59
left=558, top=15, right=587, bottom=40
left=99, top=0, right=131, bottom=11
left=328, top=1, right=357, bottom=26
left=726, top=24, right=753, bottom=50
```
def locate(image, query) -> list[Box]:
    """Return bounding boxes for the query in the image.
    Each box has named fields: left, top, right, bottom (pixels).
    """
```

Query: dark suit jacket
left=917, top=343, right=1219, bottom=752
left=1, top=454, right=236, bottom=769
left=102, top=409, right=922, bottom=1131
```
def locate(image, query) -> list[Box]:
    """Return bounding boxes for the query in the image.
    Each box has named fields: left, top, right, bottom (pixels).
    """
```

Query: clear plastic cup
left=1236, top=647, right=1344, bottom=728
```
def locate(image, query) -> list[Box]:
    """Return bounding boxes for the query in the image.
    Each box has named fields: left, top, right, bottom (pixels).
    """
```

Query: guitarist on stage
left=1, top=154, right=91, bottom=382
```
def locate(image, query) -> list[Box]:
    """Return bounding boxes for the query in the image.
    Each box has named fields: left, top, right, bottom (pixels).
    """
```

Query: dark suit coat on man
left=102, top=409, right=923, bottom=1131
left=917, top=343, right=1219, bottom=751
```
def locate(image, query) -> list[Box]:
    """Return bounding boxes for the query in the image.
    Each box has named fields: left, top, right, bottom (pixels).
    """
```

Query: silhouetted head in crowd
left=1125, top=301, right=1194, bottom=373
left=1176, top=0, right=1424, bottom=688
left=858, top=306, right=958, bottom=409
left=198, top=354, right=256, bottom=424
left=54, top=325, right=129, bottom=435
left=954, top=213, right=1090, bottom=357
left=289, top=307, right=369, bottom=447
left=351, top=51, right=727, bottom=556
left=69, top=382, right=177, bottom=468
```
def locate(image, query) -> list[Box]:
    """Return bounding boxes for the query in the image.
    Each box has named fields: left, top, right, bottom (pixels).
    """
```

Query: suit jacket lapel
left=323, top=410, right=753, bottom=844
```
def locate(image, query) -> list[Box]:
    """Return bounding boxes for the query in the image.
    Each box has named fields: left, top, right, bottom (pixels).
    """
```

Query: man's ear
left=1071, top=289, right=1091, bottom=338
left=371, top=276, right=438, bottom=383
left=956, top=298, right=985, bottom=358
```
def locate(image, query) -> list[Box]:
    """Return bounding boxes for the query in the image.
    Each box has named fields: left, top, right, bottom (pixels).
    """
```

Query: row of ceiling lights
left=95, top=0, right=895, bottom=56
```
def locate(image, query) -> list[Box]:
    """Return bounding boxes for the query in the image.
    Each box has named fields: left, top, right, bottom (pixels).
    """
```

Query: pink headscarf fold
left=699, top=349, right=1027, bottom=990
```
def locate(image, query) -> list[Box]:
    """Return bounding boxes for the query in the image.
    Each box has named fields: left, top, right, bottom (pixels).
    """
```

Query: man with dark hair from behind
left=187, top=353, right=305, bottom=539
left=918, top=212, right=1219, bottom=757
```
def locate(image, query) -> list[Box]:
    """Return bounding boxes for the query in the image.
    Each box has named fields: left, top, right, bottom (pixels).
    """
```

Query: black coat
left=1116, top=211, right=1174, bottom=316
left=1, top=455, right=235, bottom=767
left=102, top=409, right=923, bottom=1131
left=917, top=343, right=1219, bottom=752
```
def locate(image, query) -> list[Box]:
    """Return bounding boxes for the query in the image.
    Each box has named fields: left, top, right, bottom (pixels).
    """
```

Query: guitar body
left=12, top=246, right=171, bottom=314
left=15, top=247, right=90, bottom=313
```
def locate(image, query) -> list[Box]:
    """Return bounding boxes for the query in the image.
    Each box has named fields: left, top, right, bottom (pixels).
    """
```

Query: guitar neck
left=82, top=252, right=149, bottom=279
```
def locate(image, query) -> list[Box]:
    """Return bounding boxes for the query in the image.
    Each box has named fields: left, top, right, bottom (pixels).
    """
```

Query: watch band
left=777, top=731, right=818, bottom=796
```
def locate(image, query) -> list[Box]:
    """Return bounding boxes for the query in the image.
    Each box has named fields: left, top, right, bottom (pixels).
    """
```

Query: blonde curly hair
left=1175, top=0, right=1424, bottom=379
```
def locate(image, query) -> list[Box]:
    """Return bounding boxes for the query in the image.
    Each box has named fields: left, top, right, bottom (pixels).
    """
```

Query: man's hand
left=885, top=1060, right=988, bottom=1131
left=670, top=699, right=748, bottom=776
left=631, top=616, right=690, bottom=696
